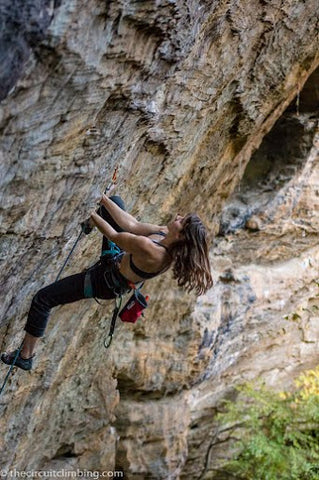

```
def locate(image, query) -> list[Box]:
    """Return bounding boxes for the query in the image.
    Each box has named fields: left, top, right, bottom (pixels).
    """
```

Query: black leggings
left=24, top=196, right=125, bottom=338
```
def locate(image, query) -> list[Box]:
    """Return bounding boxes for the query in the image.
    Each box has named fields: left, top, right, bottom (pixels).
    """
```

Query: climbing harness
left=0, top=165, right=119, bottom=397
left=101, top=242, right=122, bottom=258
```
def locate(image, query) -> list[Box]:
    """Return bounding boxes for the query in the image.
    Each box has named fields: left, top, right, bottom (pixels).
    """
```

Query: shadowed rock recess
left=0, top=0, right=318, bottom=477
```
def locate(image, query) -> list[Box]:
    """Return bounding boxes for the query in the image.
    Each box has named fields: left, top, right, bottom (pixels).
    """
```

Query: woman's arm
left=90, top=211, right=153, bottom=254
left=101, top=195, right=167, bottom=236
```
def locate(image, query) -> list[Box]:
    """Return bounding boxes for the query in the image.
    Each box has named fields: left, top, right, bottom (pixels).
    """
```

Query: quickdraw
left=104, top=296, right=122, bottom=349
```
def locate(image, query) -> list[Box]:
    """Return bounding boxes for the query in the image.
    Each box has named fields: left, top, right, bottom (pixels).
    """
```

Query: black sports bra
left=129, top=231, right=169, bottom=280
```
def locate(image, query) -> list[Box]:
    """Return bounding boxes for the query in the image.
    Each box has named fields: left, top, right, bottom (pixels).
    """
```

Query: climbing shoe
left=1, top=349, right=35, bottom=371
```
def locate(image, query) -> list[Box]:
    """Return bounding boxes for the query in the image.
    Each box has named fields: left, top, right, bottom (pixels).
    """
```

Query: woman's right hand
left=100, top=193, right=109, bottom=206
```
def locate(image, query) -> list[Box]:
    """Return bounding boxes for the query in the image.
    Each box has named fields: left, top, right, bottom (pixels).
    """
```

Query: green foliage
left=217, top=367, right=319, bottom=480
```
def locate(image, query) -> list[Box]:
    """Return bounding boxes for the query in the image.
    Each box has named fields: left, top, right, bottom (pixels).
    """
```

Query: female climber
left=1, top=193, right=213, bottom=371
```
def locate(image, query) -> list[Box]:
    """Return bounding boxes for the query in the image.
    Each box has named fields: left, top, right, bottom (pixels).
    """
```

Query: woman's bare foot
left=20, top=332, right=39, bottom=358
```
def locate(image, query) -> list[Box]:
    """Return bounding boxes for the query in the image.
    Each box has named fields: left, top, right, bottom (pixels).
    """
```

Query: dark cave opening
left=219, top=67, right=319, bottom=235
left=52, top=443, right=77, bottom=460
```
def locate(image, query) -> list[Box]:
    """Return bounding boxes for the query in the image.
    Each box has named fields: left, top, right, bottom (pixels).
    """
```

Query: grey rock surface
left=0, top=0, right=318, bottom=478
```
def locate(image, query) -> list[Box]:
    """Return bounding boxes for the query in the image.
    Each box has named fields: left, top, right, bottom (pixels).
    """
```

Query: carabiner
left=104, top=334, right=113, bottom=349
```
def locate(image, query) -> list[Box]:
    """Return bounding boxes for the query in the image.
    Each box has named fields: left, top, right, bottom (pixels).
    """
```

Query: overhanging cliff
left=0, top=1, right=318, bottom=478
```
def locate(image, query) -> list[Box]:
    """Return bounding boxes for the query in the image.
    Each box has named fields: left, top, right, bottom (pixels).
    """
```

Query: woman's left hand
left=90, top=211, right=98, bottom=223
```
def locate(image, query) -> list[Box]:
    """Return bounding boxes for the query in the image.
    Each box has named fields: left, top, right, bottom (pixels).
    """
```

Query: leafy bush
left=217, top=367, right=319, bottom=480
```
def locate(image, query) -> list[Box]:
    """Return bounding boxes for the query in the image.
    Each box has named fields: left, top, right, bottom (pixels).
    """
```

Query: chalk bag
left=119, top=290, right=149, bottom=323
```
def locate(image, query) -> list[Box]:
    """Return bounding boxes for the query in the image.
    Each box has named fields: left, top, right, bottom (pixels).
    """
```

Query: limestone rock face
left=0, top=0, right=318, bottom=478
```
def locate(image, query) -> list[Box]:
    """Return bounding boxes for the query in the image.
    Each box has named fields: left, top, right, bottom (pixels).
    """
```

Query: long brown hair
left=168, top=213, right=213, bottom=295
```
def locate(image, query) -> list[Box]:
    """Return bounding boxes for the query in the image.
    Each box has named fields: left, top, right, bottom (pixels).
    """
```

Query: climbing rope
left=0, top=165, right=120, bottom=397
left=0, top=340, right=24, bottom=397
left=55, top=230, right=83, bottom=282
left=57, top=164, right=119, bottom=282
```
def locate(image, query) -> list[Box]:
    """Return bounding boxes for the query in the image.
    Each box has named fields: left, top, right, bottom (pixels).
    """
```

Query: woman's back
left=119, top=232, right=171, bottom=283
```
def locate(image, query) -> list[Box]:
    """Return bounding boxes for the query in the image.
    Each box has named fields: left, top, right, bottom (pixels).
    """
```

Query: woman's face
left=167, top=213, right=185, bottom=236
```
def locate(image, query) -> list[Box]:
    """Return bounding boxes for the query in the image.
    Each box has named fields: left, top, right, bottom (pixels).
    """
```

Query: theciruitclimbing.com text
left=0, top=470, right=124, bottom=479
